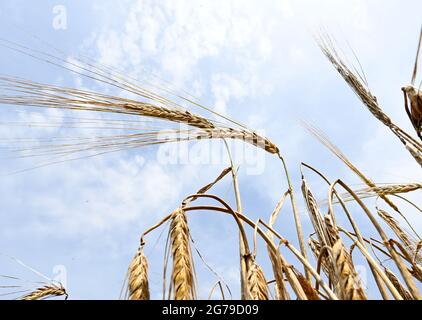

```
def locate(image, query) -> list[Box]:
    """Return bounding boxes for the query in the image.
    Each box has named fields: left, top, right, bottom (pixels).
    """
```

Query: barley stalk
left=333, top=179, right=420, bottom=299
left=306, top=124, right=403, bottom=213
left=128, top=247, right=150, bottom=300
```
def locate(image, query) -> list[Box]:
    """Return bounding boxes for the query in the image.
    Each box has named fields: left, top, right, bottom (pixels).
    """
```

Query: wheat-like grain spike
left=170, top=208, right=196, bottom=300
left=21, top=284, right=67, bottom=300
left=332, top=239, right=367, bottom=300
left=128, top=247, right=150, bottom=300
left=247, top=261, right=269, bottom=300
left=384, top=267, right=413, bottom=300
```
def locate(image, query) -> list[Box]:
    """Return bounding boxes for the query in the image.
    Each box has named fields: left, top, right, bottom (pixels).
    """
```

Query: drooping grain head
left=384, top=267, right=413, bottom=300
left=21, top=284, right=67, bottom=300
left=128, top=247, right=150, bottom=300
left=247, top=262, right=269, bottom=300
left=0, top=77, right=280, bottom=156
left=170, top=208, right=196, bottom=300
left=377, top=209, right=415, bottom=254
left=332, top=239, right=367, bottom=300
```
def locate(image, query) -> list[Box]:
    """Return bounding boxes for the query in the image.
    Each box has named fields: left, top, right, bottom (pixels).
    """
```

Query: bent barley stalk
left=21, top=284, right=67, bottom=300
left=309, top=238, right=332, bottom=279
left=169, top=208, right=196, bottom=300
left=128, top=246, right=150, bottom=300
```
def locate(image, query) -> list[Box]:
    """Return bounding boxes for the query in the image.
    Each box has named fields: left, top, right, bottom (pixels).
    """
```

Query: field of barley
left=0, top=1, right=421, bottom=301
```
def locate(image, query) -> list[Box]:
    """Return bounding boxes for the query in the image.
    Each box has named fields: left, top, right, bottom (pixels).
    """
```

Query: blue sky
left=0, top=0, right=421, bottom=299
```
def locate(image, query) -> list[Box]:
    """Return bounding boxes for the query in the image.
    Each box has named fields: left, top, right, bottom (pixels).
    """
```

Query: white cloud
left=211, top=73, right=248, bottom=115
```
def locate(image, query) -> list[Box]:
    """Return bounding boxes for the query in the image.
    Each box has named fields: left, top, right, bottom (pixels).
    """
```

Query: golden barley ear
left=247, top=261, right=269, bottom=300
left=332, top=239, right=367, bottom=300
left=170, top=208, right=196, bottom=300
left=128, top=246, right=150, bottom=300
left=377, top=209, right=416, bottom=257
left=20, top=284, right=67, bottom=300
left=384, top=267, right=413, bottom=300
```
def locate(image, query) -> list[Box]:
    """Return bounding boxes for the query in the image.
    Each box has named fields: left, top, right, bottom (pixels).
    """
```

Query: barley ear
left=384, top=267, right=413, bottom=300
left=128, top=246, right=150, bottom=300
left=21, top=284, right=67, bottom=300
left=332, top=240, right=367, bottom=300
left=170, top=208, right=196, bottom=300
left=247, top=261, right=269, bottom=300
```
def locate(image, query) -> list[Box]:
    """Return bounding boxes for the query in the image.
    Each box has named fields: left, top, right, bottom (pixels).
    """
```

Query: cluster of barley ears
left=0, top=28, right=421, bottom=300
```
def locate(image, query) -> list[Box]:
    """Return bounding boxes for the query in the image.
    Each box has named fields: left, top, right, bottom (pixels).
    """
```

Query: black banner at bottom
left=0, top=300, right=415, bottom=318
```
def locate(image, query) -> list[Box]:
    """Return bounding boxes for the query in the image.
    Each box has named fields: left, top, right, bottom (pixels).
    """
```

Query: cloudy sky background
left=0, top=0, right=421, bottom=299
